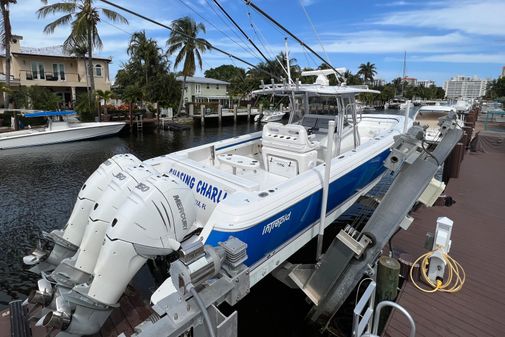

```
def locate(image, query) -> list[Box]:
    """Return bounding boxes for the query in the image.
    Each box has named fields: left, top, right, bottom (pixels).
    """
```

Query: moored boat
left=0, top=111, right=125, bottom=150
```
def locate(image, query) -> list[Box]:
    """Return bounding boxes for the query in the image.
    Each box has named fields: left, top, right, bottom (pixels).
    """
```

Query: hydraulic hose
left=188, top=284, right=216, bottom=337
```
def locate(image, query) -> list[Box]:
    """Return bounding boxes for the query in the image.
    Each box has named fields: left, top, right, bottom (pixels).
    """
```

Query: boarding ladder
left=136, top=114, right=143, bottom=133
left=353, top=281, right=415, bottom=337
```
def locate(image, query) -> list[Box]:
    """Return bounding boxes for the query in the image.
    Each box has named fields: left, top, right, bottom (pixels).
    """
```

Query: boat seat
left=261, top=123, right=319, bottom=178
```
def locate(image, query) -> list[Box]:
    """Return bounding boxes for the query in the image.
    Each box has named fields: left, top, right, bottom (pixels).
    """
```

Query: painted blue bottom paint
left=205, top=149, right=390, bottom=266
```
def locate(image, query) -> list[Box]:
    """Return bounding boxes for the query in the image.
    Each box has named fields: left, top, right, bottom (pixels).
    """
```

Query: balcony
left=0, top=73, right=21, bottom=85
left=20, top=70, right=81, bottom=84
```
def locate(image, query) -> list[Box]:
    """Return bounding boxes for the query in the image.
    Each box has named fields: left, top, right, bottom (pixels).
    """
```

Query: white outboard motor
left=42, top=175, right=197, bottom=336
left=23, top=154, right=142, bottom=273
left=44, top=165, right=158, bottom=290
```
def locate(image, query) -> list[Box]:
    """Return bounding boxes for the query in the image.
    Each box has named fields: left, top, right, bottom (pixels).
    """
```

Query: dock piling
left=233, top=104, right=238, bottom=123
left=218, top=104, right=222, bottom=125
left=201, top=105, right=205, bottom=127
left=247, top=104, right=251, bottom=122
left=375, top=256, right=401, bottom=333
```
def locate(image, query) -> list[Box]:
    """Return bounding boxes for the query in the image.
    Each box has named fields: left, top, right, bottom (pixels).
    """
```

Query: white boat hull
left=0, top=122, right=125, bottom=149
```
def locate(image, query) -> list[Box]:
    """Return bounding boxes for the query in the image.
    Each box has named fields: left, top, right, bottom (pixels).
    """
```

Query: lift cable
left=244, top=0, right=343, bottom=83
left=98, top=0, right=280, bottom=80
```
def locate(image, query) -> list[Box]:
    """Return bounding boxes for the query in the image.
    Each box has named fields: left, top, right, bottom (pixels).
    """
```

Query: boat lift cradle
left=127, top=115, right=462, bottom=337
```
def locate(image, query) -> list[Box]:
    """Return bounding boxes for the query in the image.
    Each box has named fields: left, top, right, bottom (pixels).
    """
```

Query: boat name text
left=262, top=212, right=291, bottom=235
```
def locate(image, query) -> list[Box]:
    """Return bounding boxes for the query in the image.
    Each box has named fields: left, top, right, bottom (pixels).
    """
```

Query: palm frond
left=37, top=2, right=76, bottom=19
left=100, top=8, right=128, bottom=24
left=43, top=13, right=73, bottom=34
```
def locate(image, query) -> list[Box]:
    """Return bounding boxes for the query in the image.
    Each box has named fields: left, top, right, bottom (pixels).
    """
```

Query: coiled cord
left=409, top=248, right=465, bottom=293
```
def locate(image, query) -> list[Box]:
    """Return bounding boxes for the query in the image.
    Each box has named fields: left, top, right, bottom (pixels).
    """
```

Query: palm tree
left=1, top=0, right=16, bottom=110
left=95, top=89, right=112, bottom=117
left=167, top=16, right=209, bottom=116
left=357, top=62, right=377, bottom=84
left=37, top=0, right=128, bottom=119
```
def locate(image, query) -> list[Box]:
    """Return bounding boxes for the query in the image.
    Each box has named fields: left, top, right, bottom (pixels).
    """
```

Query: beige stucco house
left=176, top=76, right=231, bottom=107
left=0, top=35, right=111, bottom=108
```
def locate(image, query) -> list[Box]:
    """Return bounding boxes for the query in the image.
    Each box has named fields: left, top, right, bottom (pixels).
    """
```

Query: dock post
left=218, top=104, right=222, bottom=125
left=200, top=105, right=205, bottom=127
left=233, top=104, right=238, bottom=123
left=259, top=104, right=263, bottom=116
left=280, top=103, right=283, bottom=113
left=247, top=104, right=251, bottom=122
left=189, top=104, right=194, bottom=117
left=375, top=256, right=401, bottom=334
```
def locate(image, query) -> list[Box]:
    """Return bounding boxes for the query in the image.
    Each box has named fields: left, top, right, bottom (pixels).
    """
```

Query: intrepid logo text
left=262, top=212, right=291, bottom=235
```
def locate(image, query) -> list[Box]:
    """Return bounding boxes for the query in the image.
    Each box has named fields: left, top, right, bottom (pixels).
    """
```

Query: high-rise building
left=443, top=76, right=488, bottom=99
left=402, top=77, right=417, bottom=86
left=501, top=66, right=505, bottom=78
left=417, top=80, right=436, bottom=87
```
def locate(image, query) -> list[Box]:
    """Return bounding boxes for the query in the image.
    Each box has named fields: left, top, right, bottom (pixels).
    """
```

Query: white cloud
left=375, top=0, right=505, bottom=36
left=316, top=30, right=470, bottom=54
left=410, top=53, right=505, bottom=64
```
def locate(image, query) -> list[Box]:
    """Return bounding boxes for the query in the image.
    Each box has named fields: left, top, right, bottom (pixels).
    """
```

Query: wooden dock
left=383, top=131, right=505, bottom=336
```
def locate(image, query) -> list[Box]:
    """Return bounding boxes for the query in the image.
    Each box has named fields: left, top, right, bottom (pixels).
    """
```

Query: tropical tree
left=95, top=89, right=112, bottom=116
left=37, top=0, right=128, bottom=119
left=167, top=16, right=209, bottom=116
left=1, top=0, right=15, bottom=107
left=357, top=62, right=377, bottom=84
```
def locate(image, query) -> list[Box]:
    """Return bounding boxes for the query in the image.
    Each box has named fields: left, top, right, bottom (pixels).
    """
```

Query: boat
left=20, top=69, right=413, bottom=336
left=414, top=105, right=464, bottom=142
left=254, top=109, right=286, bottom=123
left=0, top=110, right=125, bottom=150
left=387, top=97, right=408, bottom=110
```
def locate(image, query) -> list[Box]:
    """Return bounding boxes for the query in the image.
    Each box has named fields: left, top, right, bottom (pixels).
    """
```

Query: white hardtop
left=252, top=83, right=380, bottom=97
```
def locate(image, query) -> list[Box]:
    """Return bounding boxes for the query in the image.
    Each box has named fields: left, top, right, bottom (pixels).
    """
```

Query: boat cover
left=24, top=111, right=76, bottom=118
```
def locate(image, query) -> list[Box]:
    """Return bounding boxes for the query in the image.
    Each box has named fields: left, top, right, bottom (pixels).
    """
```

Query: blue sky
left=10, top=0, right=505, bottom=85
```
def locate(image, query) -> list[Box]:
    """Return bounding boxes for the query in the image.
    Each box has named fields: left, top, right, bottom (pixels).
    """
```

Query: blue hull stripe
left=205, top=149, right=390, bottom=266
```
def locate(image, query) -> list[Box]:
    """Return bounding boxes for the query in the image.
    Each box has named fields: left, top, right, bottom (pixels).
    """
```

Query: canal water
left=0, top=109, right=416, bottom=335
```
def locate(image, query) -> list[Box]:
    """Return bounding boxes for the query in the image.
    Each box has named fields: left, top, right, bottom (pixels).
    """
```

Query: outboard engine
left=23, top=154, right=141, bottom=273
left=46, top=165, right=158, bottom=289
left=42, top=175, right=197, bottom=336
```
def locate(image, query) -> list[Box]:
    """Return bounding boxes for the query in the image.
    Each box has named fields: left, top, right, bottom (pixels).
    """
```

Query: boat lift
left=129, top=114, right=462, bottom=337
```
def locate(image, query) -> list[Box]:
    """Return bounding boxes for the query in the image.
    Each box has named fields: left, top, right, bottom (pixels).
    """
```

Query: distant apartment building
left=372, top=79, right=386, bottom=87
left=443, top=75, right=488, bottom=99
left=0, top=35, right=111, bottom=107
left=402, top=77, right=417, bottom=86
left=417, top=80, right=436, bottom=87
left=501, top=66, right=505, bottom=78
left=177, top=76, right=231, bottom=106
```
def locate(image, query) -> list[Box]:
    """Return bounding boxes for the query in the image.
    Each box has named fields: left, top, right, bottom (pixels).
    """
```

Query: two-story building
left=176, top=76, right=231, bottom=107
left=0, top=35, right=111, bottom=108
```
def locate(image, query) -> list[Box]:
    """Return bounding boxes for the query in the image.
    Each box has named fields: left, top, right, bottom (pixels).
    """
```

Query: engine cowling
left=85, top=174, right=197, bottom=306
left=23, top=154, right=142, bottom=273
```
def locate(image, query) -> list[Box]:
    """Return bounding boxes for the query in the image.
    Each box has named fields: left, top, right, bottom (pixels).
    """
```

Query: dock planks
left=383, top=149, right=505, bottom=337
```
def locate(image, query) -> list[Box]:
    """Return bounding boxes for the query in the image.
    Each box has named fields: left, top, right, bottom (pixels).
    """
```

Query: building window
left=195, top=84, right=201, bottom=94
left=216, top=85, right=220, bottom=89
left=206, top=85, right=210, bottom=89
left=95, top=64, right=103, bottom=77
left=52, top=63, right=65, bottom=80
left=31, top=62, right=45, bottom=80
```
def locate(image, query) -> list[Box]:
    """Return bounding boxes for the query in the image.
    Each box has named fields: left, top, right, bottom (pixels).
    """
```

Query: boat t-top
left=21, top=69, right=413, bottom=336
left=414, top=105, right=464, bottom=143
left=0, top=110, right=125, bottom=150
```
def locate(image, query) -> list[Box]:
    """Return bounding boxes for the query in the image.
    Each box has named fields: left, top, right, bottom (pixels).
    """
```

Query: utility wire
left=244, top=0, right=342, bottom=82
left=98, top=0, right=280, bottom=80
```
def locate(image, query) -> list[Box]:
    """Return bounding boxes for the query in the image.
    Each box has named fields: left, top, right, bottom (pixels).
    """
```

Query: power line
left=98, top=0, right=279, bottom=80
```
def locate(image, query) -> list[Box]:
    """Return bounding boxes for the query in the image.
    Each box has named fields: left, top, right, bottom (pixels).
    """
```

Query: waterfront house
left=176, top=76, right=231, bottom=107
left=0, top=35, right=111, bottom=108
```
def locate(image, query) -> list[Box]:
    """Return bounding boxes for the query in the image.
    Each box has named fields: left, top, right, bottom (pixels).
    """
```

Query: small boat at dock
left=414, top=105, right=464, bottom=142
left=0, top=111, right=125, bottom=150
